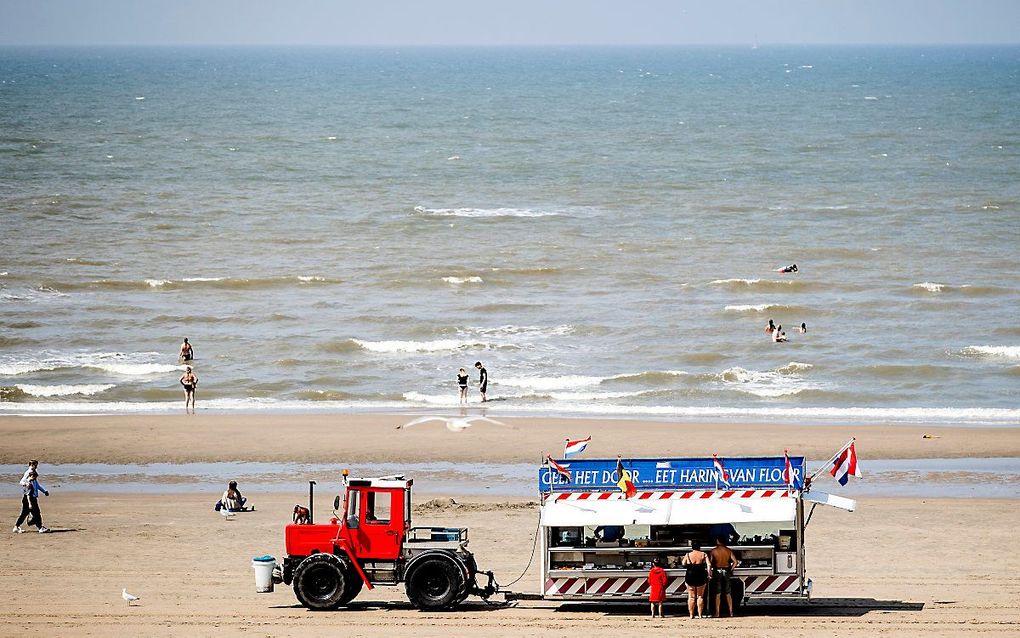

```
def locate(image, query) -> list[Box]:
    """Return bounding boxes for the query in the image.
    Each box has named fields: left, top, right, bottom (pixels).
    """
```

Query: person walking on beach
left=19, top=459, right=38, bottom=488
left=647, top=557, right=668, bottom=618
left=710, top=536, right=740, bottom=617
left=179, top=337, right=194, bottom=363
left=475, top=361, right=488, bottom=403
left=180, top=366, right=198, bottom=412
left=14, top=469, right=50, bottom=533
left=682, top=542, right=710, bottom=619
left=457, top=368, right=469, bottom=405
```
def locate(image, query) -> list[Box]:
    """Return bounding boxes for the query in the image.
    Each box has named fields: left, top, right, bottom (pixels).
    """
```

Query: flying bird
left=396, top=416, right=514, bottom=432
left=122, top=588, right=140, bottom=605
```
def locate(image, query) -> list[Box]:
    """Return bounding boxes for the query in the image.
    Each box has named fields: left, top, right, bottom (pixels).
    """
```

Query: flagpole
left=563, top=438, right=569, bottom=458
left=808, top=437, right=855, bottom=482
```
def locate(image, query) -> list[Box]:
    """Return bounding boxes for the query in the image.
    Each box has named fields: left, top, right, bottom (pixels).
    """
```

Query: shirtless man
left=709, top=536, right=740, bottom=617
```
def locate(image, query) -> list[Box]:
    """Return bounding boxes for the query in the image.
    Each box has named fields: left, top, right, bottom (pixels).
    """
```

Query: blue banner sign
left=539, top=456, right=804, bottom=492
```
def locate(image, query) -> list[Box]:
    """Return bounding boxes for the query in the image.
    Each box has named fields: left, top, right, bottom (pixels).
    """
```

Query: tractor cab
left=335, top=476, right=412, bottom=561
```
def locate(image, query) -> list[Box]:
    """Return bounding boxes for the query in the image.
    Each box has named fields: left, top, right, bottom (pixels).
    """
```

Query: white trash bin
left=252, top=555, right=276, bottom=593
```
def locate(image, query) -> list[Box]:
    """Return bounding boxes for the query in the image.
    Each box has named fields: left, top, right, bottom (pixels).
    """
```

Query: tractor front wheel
left=405, top=558, right=464, bottom=610
left=293, top=553, right=351, bottom=611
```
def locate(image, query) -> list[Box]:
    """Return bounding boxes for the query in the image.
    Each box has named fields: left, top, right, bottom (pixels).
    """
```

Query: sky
left=1, top=0, right=1019, bottom=47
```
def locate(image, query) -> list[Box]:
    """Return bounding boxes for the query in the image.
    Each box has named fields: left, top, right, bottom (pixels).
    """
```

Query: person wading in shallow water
left=179, top=337, right=194, bottom=363
left=475, top=361, right=488, bottom=402
left=180, top=366, right=198, bottom=413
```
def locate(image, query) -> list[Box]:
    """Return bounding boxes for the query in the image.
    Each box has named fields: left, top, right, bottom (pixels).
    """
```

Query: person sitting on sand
left=221, top=481, right=247, bottom=511
left=179, top=337, right=194, bottom=363
left=765, top=319, right=776, bottom=335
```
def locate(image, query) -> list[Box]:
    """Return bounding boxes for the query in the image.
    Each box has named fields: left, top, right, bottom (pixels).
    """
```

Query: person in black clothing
left=457, top=368, right=469, bottom=405
left=179, top=337, right=194, bottom=363
left=475, top=361, right=488, bottom=402
left=682, top=541, right=710, bottom=619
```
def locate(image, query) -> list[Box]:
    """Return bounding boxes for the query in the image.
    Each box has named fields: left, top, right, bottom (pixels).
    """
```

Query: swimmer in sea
left=180, top=366, right=198, bottom=413
left=778, top=263, right=798, bottom=273
left=179, top=337, right=193, bottom=363
left=765, top=319, right=776, bottom=335
left=799, top=322, right=807, bottom=334
left=457, top=368, right=469, bottom=405
left=774, top=330, right=788, bottom=343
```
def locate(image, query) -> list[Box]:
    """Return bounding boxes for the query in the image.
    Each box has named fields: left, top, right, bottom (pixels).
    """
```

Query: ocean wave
left=498, top=375, right=609, bottom=391
left=0, top=351, right=183, bottom=377
left=960, top=346, right=1020, bottom=361
left=723, top=303, right=798, bottom=313
left=350, top=338, right=494, bottom=354
left=911, top=282, right=1011, bottom=296
left=608, top=370, right=688, bottom=384
left=912, top=282, right=945, bottom=293
left=442, top=276, right=483, bottom=285
left=716, top=364, right=820, bottom=398
left=14, top=383, right=115, bottom=397
left=413, top=205, right=562, bottom=218
left=708, top=278, right=811, bottom=291
left=464, top=324, right=574, bottom=338
left=45, top=276, right=343, bottom=292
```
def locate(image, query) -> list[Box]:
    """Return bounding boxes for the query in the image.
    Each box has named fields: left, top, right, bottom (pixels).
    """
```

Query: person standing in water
left=765, top=319, right=776, bottom=335
left=179, top=337, right=194, bottom=363
left=457, top=368, right=469, bottom=405
left=799, top=322, right=807, bottom=334
left=475, top=361, right=488, bottom=402
left=180, top=366, right=198, bottom=412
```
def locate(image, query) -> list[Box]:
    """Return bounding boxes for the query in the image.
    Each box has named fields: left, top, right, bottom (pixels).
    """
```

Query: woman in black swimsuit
left=179, top=366, right=198, bottom=413
left=682, top=541, right=710, bottom=619
left=457, top=368, right=469, bottom=405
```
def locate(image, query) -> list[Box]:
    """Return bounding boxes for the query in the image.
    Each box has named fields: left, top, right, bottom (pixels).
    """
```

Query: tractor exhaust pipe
left=308, top=480, right=316, bottom=524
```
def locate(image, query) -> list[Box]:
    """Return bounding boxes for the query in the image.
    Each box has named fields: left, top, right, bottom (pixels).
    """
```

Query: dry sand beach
left=2, top=415, right=1019, bottom=637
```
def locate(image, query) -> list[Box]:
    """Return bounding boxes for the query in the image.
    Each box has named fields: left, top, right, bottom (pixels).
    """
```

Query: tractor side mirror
left=334, top=495, right=341, bottom=511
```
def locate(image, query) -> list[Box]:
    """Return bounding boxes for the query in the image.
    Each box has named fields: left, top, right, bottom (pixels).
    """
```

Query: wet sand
left=2, top=414, right=1018, bottom=465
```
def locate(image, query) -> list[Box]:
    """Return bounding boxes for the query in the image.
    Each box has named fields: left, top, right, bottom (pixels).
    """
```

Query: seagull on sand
left=122, top=588, right=140, bottom=605
left=396, top=416, right=515, bottom=432
left=221, top=508, right=236, bottom=519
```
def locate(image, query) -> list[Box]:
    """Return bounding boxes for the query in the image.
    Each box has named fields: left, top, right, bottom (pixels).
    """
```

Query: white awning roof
left=540, top=496, right=796, bottom=527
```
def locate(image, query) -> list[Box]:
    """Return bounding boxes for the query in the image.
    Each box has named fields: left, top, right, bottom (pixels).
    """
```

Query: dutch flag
left=563, top=436, right=591, bottom=458
left=830, top=441, right=862, bottom=486
left=546, top=455, right=572, bottom=482
left=712, top=453, right=730, bottom=487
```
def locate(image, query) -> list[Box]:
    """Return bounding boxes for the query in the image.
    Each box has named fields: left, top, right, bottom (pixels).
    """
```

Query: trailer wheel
left=405, top=558, right=464, bottom=610
left=293, top=553, right=351, bottom=611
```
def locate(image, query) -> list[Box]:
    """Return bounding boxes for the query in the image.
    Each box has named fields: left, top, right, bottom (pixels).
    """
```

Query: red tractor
left=281, top=473, right=497, bottom=611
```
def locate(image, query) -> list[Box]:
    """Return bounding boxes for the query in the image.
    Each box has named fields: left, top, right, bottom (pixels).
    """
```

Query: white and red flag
left=712, top=453, right=730, bottom=487
left=546, top=455, right=572, bottom=482
left=830, top=441, right=861, bottom=486
left=563, top=436, right=591, bottom=458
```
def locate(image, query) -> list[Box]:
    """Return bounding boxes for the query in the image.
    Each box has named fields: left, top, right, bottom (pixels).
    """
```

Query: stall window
left=366, top=491, right=392, bottom=524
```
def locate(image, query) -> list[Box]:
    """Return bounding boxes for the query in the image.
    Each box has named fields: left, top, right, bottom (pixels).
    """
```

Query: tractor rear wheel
left=293, top=553, right=351, bottom=611
left=405, top=558, right=464, bottom=610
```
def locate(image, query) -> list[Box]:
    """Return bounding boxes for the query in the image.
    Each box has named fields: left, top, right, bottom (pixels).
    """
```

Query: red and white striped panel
left=743, top=575, right=801, bottom=595
left=551, top=489, right=793, bottom=502
left=546, top=576, right=688, bottom=598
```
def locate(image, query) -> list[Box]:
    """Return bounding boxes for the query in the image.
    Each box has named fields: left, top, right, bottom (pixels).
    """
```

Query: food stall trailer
left=538, top=456, right=854, bottom=607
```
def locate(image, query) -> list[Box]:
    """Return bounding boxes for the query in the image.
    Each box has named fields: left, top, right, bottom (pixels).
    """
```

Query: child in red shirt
left=648, top=557, right=668, bottom=618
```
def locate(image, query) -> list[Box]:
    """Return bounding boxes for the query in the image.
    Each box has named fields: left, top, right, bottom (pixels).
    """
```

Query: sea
left=1, top=46, right=1018, bottom=424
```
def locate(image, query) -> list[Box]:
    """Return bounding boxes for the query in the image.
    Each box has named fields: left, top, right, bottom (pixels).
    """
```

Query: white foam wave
left=181, top=277, right=225, bottom=282
left=15, top=384, right=115, bottom=397
left=353, top=338, right=486, bottom=354
left=297, top=276, right=325, bottom=282
left=724, top=304, right=777, bottom=313
left=442, top=276, right=483, bottom=285
left=464, top=324, right=574, bottom=338
left=145, top=279, right=171, bottom=288
left=414, top=206, right=560, bottom=218
left=716, top=364, right=820, bottom=398
left=710, top=278, right=761, bottom=286
left=961, top=346, right=1020, bottom=360
left=913, top=282, right=945, bottom=293
left=0, top=351, right=181, bottom=377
